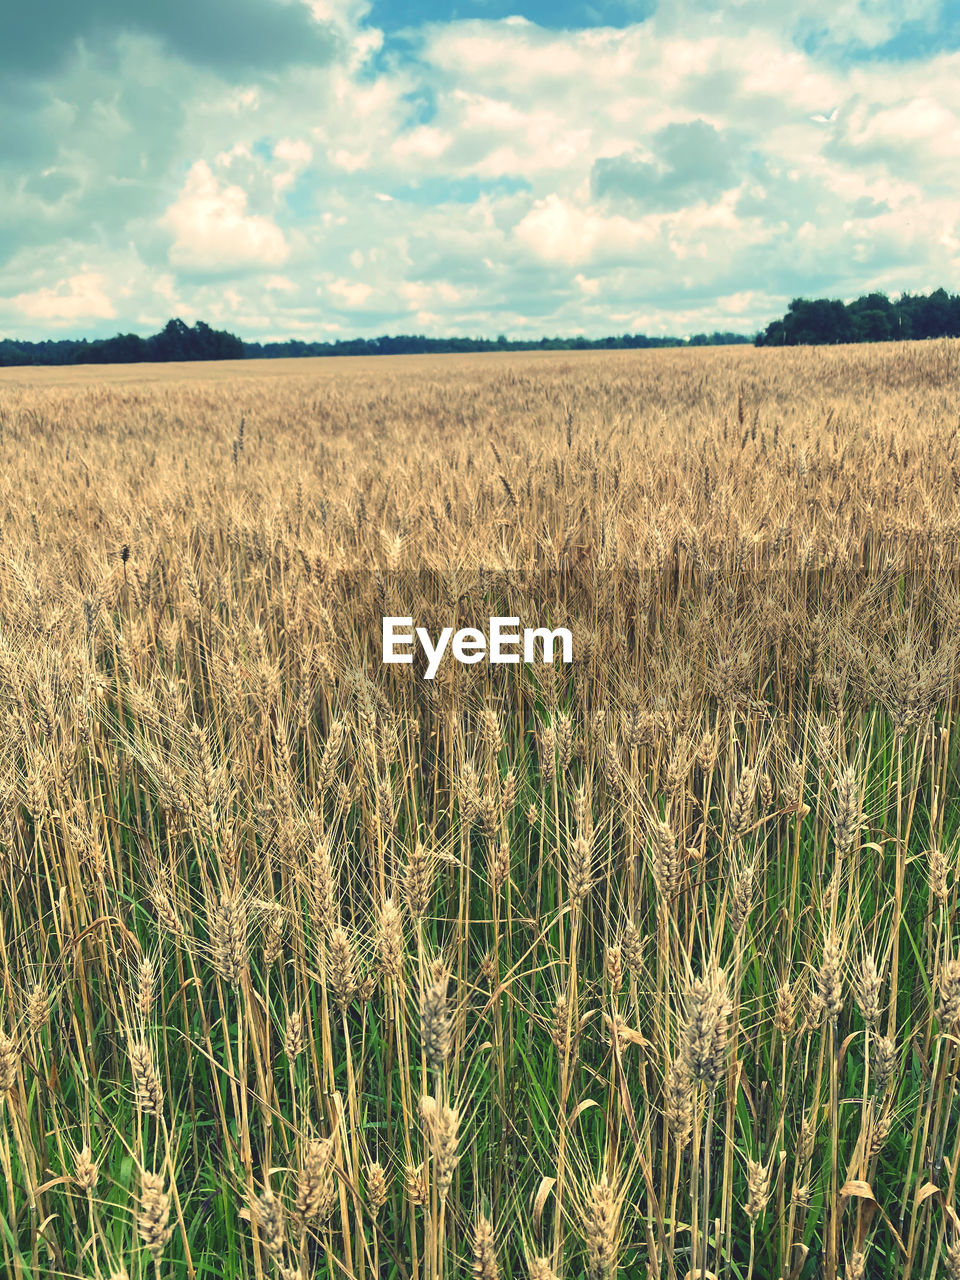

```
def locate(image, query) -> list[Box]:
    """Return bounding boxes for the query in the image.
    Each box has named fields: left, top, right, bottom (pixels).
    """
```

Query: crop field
left=1, top=340, right=960, bottom=1280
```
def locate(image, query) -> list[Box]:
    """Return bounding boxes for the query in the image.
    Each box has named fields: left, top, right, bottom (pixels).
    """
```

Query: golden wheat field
left=1, top=340, right=960, bottom=1280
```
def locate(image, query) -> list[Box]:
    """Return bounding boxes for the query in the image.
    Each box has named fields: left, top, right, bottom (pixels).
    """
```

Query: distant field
left=0, top=340, right=958, bottom=1280
left=0, top=346, right=675, bottom=386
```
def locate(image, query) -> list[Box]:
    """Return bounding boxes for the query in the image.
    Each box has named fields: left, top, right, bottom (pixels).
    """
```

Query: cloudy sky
left=2, top=0, right=958, bottom=341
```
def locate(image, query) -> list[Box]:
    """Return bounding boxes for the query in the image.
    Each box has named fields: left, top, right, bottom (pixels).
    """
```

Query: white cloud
left=215, top=143, right=252, bottom=168
left=330, top=148, right=370, bottom=172
left=274, top=138, right=313, bottom=166
left=162, top=161, right=289, bottom=271
left=400, top=279, right=463, bottom=309
left=272, top=138, right=313, bottom=193
left=392, top=126, right=453, bottom=162
left=326, top=277, right=373, bottom=306
left=514, top=194, right=657, bottom=266
left=12, top=271, right=116, bottom=322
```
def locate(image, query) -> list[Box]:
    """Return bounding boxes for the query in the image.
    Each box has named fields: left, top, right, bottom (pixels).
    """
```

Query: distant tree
left=847, top=292, right=895, bottom=342
left=147, top=318, right=190, bottom=361
left=757, top=286, right=960, bottom=347
left=785, top=298, right=852, bottom=344
left=851, top=309, right=894, bottom=342
left=919, top=287, right=953, bottom=338
left=78, top=332, right=148, bottom=364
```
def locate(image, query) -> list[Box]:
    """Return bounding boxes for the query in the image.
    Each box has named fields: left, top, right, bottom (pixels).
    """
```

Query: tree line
left=755, top=287, right=960, bottom=345
left=0, top=319, right=749, bottom=367
left=0, top=318, right=244, bottom=367
left=243, top=330, right=749, bottom=358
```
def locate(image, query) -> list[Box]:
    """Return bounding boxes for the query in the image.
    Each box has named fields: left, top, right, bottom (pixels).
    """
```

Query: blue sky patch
left=368, top=0, right=655, bottom=33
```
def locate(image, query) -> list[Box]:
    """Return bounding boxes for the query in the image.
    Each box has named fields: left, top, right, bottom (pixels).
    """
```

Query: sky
left=1, top=0, right=959, bottom=341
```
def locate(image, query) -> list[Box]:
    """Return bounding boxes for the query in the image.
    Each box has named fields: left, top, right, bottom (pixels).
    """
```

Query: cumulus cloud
left=325, top=278, right=374, bottom=307
left=593, top=120, right=744, bottom=209
left=10, top=271, right=116, bottom=322
left=162, top=161, right=289, bottom=272
left=514, top=194, right=657, bottom=266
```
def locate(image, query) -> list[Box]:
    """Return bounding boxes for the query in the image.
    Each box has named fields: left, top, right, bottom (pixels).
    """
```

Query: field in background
left=0, top=347, right=698, bottom=387
left=0, top=341, right=959, bottom=1279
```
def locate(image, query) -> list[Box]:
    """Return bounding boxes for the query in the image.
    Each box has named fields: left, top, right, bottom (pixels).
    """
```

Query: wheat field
left=0, top=341, right=959, bottom=1280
